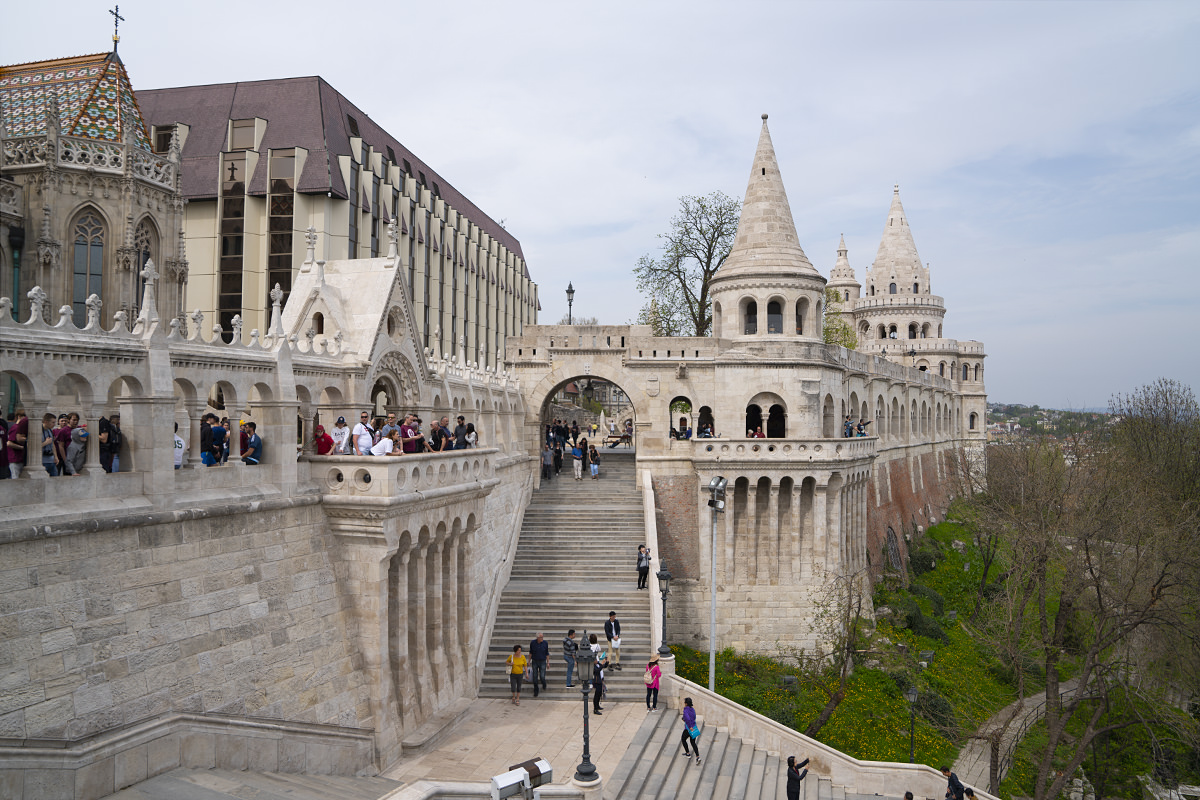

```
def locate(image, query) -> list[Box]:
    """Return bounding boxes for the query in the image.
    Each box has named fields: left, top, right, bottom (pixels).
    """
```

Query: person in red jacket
left=313, top=425, right=334, bottom=455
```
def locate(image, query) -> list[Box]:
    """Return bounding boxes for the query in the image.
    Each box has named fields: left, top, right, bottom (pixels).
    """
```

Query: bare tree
left=633, top=191, right=740, bottom=337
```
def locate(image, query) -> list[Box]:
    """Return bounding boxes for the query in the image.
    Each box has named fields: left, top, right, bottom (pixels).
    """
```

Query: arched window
left=745, top=404, right=763, bottom=436
left=974, top=364, right=980, bottom=381
left=878, top=324, right=886, bottom=339
left=908, top=323, right=917, bottom=339
left=713, top=301, right=722, bottom=338
left=888, top=324, right=898, bottom=339
left=969, top=412, right=977, bottom=430
left=913, top=282, right=919, bottom=294
left=133, top=219, right=158, bottom=313
left=962, top=363, right=970, bottom=381
left=313, top=312, right=325, bottom=334
left=767, top=301, right=782, bottom=333
left=939, top=361, right=945, bottom=377
left=938, top=324, right=942, bottom=337
left=921, top=323, right=930, bottom=338
left=795, top=298, right=809, bottom=335
left=870, top=285, right=875, bottom=296
left=889, top=282, right=897, bottom=294
left=72, top=211, right=105, bottom=326
left=767, top=404, right=786, bottom=437
left=697, top=406, right=714, bottom=437
left=843, top=290, right=849, bottom=302
left=744, top=301, right=757, bottom=335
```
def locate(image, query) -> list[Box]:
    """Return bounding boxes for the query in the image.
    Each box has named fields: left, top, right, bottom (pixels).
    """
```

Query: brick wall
left=651, top=475, right=699, bottom=580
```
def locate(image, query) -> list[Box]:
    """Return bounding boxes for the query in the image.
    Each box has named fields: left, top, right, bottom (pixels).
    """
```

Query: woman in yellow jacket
left=506, top=644, right=529, bottom=705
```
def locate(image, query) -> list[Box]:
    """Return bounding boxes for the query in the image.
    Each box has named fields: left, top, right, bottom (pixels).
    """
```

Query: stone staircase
left=478, top=448, right=652, bottom=703
left=605, top=709, right=911, bottom=800
left=104, top=767, right=402, bottom=799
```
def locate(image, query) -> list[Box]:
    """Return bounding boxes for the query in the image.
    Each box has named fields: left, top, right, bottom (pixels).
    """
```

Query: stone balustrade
left=853, top=294, right=946, bottom=310
left=308, top=449, right=498, bottom=501
left=692, top=436, right=877, bottom=463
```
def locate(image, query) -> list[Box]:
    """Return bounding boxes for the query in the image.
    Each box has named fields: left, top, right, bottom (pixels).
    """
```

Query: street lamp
left=909, top=347, right=917, bottom=367
left=574, top=646, right=598, bottom=783
left=656, top=562, right=672, bottom=657
left=705, top=476, right=728, bottom=691
left=566, top=282, right=575, bottom=325
left=905, top=685, right=918, bottom=762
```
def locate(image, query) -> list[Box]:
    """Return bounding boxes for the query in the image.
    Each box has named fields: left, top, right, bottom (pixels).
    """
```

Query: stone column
left=389, top=548, right=415, bottom=731
left=767, top=484, right=780, bottom=585
left=812, top=482, right=828, bottom=574
left=458, top=537, right=475, bottom=688
left=426, top=539, right=446, bottom=709
left=412, top=543, right=433, bottom=720
left=722, top=490, right=735, bottom=586
left=790, top=481, right=803, bottom=581
left=226, top=408, right=244, bottom=464
left=21, top=402, right=50, bottom=479
left=186, top=403, right=206, bottom=469
left=739, top=482, right=757, bottom=585
left=121, top=397, right=182, bottom=495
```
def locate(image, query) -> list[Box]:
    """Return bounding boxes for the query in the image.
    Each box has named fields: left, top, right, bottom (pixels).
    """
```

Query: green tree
left=633, top=191, right=741, bottom=337
left=822, top=287, right=857, bottom=349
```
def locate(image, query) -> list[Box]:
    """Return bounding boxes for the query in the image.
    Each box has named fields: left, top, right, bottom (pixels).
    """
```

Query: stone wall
left=649, top=474, right=699, bottom=581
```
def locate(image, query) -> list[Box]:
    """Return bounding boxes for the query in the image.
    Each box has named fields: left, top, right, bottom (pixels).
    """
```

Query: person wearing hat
left=330, top=416, right=351, bottom=455
left=65, top=422, right=89, bottom=476
left=786, top=756, right=810, bottom=800
left=644, top=654, right=662, bottom=711
left=313, top=424, right=334, bottom=455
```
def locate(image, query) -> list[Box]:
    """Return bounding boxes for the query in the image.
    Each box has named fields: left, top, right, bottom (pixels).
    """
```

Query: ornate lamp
left=656, top=562, right=673, bottom=657
left=574, top=646, right=598, bottom=782
left=566, top=283, right=575, bottom=325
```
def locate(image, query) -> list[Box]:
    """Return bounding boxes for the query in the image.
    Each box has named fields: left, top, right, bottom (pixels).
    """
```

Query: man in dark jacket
left=604, top=611, right=622, bottom=670
left=528, top=632, right=550, bottom=696
left=562, top=629, right=579, bottom=688
left=942, top=766, right=965, bottom=800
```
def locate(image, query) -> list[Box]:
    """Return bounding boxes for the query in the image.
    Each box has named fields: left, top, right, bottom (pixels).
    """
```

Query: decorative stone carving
left=85, top=294, right=103, bottom=329
left=26, top=285, right=47, bottom=324
left=302, top=227, right=317, bottom=272
left=2, top=136, right=50, bottom=167
left=230, top=314, right=243, bottom=343
left=59, top=136, right=125, bottom=171
left=36, top=206, right=60, bottom=271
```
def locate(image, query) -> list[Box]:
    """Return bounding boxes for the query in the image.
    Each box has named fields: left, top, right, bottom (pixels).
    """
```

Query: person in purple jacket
left=680, top=696, right=701, bottom=765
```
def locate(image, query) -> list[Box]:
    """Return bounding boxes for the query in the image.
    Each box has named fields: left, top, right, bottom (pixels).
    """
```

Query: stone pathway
left=383, top=698, right=645, bottom=786
left=953, top=679, right=1078, bottom=790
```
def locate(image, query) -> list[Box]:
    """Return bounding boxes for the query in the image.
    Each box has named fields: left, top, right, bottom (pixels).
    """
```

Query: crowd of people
left=312, top=411, right=478, bottom=457
left=843, top=415, right=873, bottom=437
left=0, top=408, right=127, bottom=477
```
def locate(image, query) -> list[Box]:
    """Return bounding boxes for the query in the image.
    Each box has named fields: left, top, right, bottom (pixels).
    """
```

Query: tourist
left=570, top=420, right=580, bottom=445
left=55, top=413, right=78, bottom=473
left=465, top=422, right=478, bottom=448
left=753, top=426, right=766, bottom=439
left=637, top=545, right=651, bottom=590
left=0, top=418, right=8, bottom=479
left=786, top=756, right=810, bottom=800
left=242, top=422, right=262, bottom=465
left=571, top=441, right=584, bottom=481
left=41, top=414, right=59, bottom=476
left=644, top=654, right=662, bottom=712
left=370, top=429, right=401, bottom=457
left=528, top=632, right=549, bottom=697
left=210, top=417, right=227, bottom=464
left=453, top=415, right=468, bottom=450
left=588, top=444, right=600, bottom=479
left=371, top=417, right=386, bottom=447
left=98, top=413, right=122, bottom=472
left=562, top=629, right=579, bottom=688
left=199, top=414, right=214, bottom=466
left=506, top=644, right=528, bottom=706
left=857, top=418, right=872, bottom=437
left=380, top=413, right=400, bottom=441
left=680, top=697, right=701, bottom=765
left=352, top=412, right=374, bottom=455
left=604, top=611, right=622, bottom=671
left=174, top=422, right=187, bottom=469
left=330, top=416, right=351, bottom=454
left=6, top=407, right=27, bottom=478
left=552, top=444, right=563, bottom=476
left=588, top=634, right=606, bottom=714
left=313, top=424, right=334, bottom=455
left=428, top=419, right=450, bottom=452
left=65, top=423, right=88, bottom=475
left=844, top=415, right=854, bottom=438
left=400, top=414, right=422, bottom=454
left=941, top=767, right=965, bottom=800
left=220, top=418, right=232, bottom=463
left=541, top=445, right=554, bottom=480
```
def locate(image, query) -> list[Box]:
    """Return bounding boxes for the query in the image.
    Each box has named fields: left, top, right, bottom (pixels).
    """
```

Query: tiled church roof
left=0, top=52, right=151, bottom=149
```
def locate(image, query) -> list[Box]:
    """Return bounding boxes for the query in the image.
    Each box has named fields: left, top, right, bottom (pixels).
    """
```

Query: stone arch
left=745, top=404, right=762, bottom=436
left=969, top=411, right=978, bottom=430
left=524, top=363, right=646, bottom=451
left=712, top=301, right=723, bottom=338
left=890, top=397, right=900, bottom=441
left=920, top=322, right=931, bottom=338
left=877, top=323, right=887, bottom=340
left=67, top=204, right=111, bottom=327
left=668, top=395, right=692, bottom=438
left=55, top=372, right=96, bottom=411
left=859, top=320, right=870, bottom=340
left=370, top=350, right=420, bottom=411
left=766, top=298, right=784, bottom=334
left=697, top=405, right=714, bottom=437
left=821, top=393, right=835, bottom=438
left=908, top=322, right=918, bottom=339
left=875, top=395, right=886, bottom=437
left=795, top=297, right=810, bottom=335
left=741, top=297, right=758, bottom=335
left=767, top=404, right=786, bottom=437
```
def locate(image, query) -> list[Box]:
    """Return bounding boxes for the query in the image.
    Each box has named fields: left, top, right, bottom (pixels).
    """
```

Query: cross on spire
left=109, top=6, right=125, bottom=52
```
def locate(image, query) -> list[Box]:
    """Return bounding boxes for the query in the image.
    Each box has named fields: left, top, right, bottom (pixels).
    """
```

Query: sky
left=6, top=0, right=1198, bottom=409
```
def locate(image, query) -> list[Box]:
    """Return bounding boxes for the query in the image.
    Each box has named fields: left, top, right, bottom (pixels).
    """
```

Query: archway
left=745, top=405, right=763, bottom=437
left=538, top=375, right=638, bottom=452
left=767, top=404, right=786, bottom=438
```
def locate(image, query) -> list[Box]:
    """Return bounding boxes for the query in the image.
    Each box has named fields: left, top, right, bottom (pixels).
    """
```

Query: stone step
left=105, top=767, right=403, bottom=800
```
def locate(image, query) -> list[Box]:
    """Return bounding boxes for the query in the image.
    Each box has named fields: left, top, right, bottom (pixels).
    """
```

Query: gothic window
left=767, top=301, right=782, bottom=333
left=889, top=282, right=897, bottom=294
left=371, top=174, right=381, bottom=258
left=844, top=290, right=849, bottom=302
left=962, top=363, right=970, bottom=381
left=744, top=300, right=757, bottom=335
left=220, top=152, right=247, bottom=334
left=939, top=361, right=945, bottom=377
left=71, top=212, right=105, bottom=327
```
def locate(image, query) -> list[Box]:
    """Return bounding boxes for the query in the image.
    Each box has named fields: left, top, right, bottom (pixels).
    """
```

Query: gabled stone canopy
left=715, top=114, right=818, bottom=279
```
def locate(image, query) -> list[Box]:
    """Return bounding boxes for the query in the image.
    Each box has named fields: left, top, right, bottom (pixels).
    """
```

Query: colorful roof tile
left=0, top=53, right=151, bottom=149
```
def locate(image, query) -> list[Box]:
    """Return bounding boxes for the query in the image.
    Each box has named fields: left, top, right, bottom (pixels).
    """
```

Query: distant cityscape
left=987, top=402, right=1116, bottom=440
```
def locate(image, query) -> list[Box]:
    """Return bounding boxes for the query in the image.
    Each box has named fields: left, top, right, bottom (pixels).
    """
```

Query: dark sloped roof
left=138, top=75, right=525, bottom=263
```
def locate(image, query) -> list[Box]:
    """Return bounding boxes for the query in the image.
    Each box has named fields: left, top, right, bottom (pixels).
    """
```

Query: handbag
left=687, top=723, right=701, bottom=740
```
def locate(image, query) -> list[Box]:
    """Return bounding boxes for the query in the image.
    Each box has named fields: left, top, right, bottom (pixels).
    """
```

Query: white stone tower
left=826, top=234, right=861, bottom=304
left=709, top=114, right=827, bottom=341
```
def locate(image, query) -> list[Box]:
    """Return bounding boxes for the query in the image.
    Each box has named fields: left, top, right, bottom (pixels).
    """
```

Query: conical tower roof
left=829, top=234, right=857, bottom=283
left=870, top=185, right=922, bottom=273
left=717, top=114, right=817, bottom=278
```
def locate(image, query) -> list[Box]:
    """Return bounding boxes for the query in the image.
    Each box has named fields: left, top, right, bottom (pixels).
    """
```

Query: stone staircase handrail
left=661, top=675, right=1000, bottom=800
left=641, top=468, right=664, bottom=653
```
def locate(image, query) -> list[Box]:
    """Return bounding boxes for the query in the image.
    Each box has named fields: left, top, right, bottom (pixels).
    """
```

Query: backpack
left=643, top=668, right=655, bottom=686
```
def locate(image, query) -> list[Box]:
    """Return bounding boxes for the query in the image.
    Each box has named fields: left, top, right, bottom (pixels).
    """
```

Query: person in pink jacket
left=644, top=654, right=662, bottom=711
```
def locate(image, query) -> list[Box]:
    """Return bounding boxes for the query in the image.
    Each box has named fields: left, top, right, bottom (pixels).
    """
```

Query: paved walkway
left=953, top=680, right=1078, bottom=790
left=383, top=698, right=651, bottom=786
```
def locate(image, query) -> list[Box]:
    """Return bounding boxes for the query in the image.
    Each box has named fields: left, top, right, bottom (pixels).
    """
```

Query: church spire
left=717, top=113, right=816, bottom=278
left=827, top=233, right=860, bottom=301
left=871, top=184, right=922, bottom=273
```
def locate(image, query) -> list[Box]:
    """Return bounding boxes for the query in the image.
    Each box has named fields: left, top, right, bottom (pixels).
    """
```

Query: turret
left=826, top=234, right=860, bottom=304
left=863, top=185, right=931, bottom=298
left=709, top=115, right=826, bottom=341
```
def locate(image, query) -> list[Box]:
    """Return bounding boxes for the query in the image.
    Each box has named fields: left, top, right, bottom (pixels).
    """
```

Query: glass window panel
left=270, top=196, right=293, bottom=217
left=270, top=233, right=292, bottom=254
left=231, top=119, right=255, bottom=150
left=269, top=216, right=291, bottom=233
left=219, top=272, right=242, bottom=294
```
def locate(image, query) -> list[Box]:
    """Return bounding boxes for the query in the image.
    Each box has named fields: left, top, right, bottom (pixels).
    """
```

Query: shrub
left=910, top=584, right=945, bottom=617
left=911, top=614, right=949, bottom=643
left=916, top=690, right=957, bottom=735
left=910, top=549, right=937, bottom=575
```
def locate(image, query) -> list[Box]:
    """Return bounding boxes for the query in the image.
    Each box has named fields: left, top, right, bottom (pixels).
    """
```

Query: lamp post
left=705, top=476, right=728, bottom=691
left=656, top=563, right=672, bottom=657
left=574, top=646, right=598, bottom=783
left=566, top=282, right=575, bottom=325
left=909, top=347, right=917, bottom=367
left=905, top=685, right=918, bottom=762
